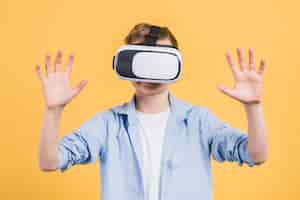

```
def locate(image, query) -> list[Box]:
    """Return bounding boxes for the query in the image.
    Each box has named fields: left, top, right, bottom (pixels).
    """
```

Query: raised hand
left=217, top=48, right=266, bottom=104
left=35, top=50, right=88, bottom=110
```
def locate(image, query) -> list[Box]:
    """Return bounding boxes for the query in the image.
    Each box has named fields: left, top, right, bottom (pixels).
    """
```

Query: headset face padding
left=112, top=44, right=182, bottom=83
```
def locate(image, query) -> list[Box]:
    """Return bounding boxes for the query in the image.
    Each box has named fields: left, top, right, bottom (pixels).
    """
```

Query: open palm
left=217, top=48, right=266, bottom=104
left=36, top=50, right=88, bottom=110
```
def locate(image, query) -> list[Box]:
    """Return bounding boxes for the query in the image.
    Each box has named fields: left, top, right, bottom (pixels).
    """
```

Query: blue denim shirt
left=57, top=92, right=257, bottom=200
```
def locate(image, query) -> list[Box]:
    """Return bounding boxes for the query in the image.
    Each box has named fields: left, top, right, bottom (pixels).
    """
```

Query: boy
left=36, top=23, right=268, bottom=200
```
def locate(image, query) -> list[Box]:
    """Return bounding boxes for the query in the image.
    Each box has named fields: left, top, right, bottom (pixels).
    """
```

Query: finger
left=44, top=53, right=52, bottom=75
left=237, top=48, right=246, bottom=71
left=54, top=50, right=63, bottom=72
left=225, top=52, right=239, bottom=80
left=258, top=59, right=266, bottom=75
left=72, top=80, right=88, bottom=98
left=35, top=64, right=45, bottom=83
left=248, top=48, right=255, bottom=70
left=65, top=52, right=74, bottom=77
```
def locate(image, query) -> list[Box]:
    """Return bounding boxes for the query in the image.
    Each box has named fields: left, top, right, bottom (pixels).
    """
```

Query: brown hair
left=124, top=22, right=179, bottom=49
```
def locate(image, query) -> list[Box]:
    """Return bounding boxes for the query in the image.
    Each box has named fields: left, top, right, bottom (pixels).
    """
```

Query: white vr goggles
left=112, top=26, right=182, bottom=83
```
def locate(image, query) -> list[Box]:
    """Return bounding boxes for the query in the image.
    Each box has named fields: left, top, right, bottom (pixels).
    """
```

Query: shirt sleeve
left=199, top=107, right=257, bottom=167
left=57, top=112, right=108, bottom=172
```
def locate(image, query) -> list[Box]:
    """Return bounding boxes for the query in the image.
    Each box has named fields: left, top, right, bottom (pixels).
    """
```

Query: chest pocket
left=166, top=118, right=207, bottom=171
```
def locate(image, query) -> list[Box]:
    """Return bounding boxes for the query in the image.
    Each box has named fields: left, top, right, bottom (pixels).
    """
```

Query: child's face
left=130, top=38, right=173, bottom=96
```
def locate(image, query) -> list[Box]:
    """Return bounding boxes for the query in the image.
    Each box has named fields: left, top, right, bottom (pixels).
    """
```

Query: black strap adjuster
left=144, top=25, right=161, bottom=46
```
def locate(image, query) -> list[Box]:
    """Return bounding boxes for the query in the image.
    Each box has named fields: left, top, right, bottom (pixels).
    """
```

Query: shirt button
left=166, top=160, right=173, bottom=169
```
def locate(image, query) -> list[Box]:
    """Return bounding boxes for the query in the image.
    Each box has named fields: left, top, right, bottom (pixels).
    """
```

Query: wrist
left=44, top=105, right=64, bottom=115
left=243, top=101, right=262, bottom=113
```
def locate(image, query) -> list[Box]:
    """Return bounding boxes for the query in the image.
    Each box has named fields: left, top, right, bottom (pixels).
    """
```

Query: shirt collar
left=113, top=91, right=193, bottom=126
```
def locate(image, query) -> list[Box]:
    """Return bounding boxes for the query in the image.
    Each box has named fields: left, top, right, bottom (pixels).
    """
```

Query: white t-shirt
left=136, top=106, right=170, bottom=200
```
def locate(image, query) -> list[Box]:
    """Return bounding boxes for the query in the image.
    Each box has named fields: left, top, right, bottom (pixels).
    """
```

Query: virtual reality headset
left=112, top=25, right=182, bottom=83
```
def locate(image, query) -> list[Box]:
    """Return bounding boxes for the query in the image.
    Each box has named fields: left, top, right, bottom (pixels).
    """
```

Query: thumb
left=72, top=80, right=88, bottom=98
left=217, top=84, right=236, bottom=99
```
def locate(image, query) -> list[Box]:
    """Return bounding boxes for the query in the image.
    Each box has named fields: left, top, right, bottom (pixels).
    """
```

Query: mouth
left=137, top=81, right=161, bottom=88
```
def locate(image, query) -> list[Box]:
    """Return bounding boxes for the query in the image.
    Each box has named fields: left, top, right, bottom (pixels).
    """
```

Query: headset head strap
left=143, top=25, right=161, bottom=46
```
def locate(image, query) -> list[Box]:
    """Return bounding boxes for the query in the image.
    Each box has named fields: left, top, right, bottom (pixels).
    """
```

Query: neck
left=135, top=90, right=170, bottom=114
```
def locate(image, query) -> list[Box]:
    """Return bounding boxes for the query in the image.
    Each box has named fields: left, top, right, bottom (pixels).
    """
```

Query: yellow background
left=1, top=0, right=299, bottom=199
